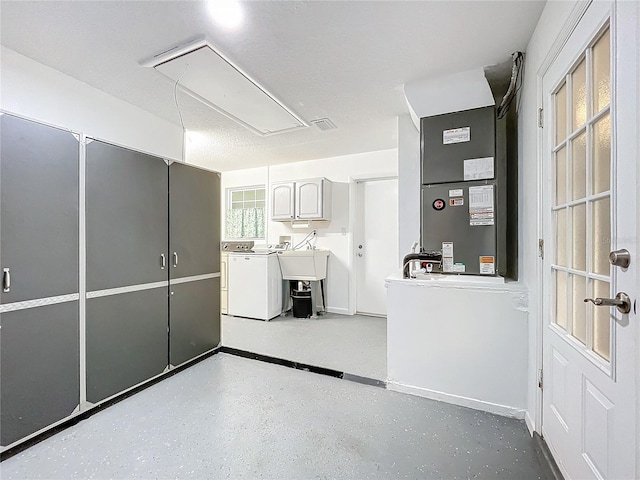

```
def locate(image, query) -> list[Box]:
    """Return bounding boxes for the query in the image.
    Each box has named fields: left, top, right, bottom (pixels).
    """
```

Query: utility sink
left=276, top=249, right=330, bottom=281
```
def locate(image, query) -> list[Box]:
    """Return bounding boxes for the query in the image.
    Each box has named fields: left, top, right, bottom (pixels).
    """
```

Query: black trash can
left=292, top=289, right=312, bottom=318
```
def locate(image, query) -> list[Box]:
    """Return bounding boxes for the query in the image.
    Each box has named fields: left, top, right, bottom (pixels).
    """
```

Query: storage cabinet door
left=86, top=140, right=168, bottom=291
left=86, top=287, right=168, bottom=404
left=0, top=301, right=80, bottom=447
left=271, top=182, right=295, bottom=220
left=169, top=163, right=220, bottom=278
left=170, top=277, right=220, bottom=367
left=296, top=179, right=323, bottom=219
left=0, top=114, right=79, bottom=304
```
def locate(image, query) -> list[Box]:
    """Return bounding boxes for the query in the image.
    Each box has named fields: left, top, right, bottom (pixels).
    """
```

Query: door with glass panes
left=541, top=1, right=638, bottom=479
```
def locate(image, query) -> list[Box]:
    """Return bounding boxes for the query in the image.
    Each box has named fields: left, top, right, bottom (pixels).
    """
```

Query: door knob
left=609, top=249, right=630, bottom=268
left=584, top=292, right=631, bottom=314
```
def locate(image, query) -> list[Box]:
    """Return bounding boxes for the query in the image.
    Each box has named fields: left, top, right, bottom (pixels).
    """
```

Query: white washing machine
left=227, top=251, right=282, bottom=321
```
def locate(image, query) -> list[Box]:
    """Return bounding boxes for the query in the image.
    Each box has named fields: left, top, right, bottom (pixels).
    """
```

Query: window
left=225, top=186, right=266, bottom=239
left=552, top=27, right=612, bottom=362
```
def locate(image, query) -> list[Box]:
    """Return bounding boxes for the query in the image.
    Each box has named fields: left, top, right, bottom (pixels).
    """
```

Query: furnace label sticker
left=448, top=189, right=463, bottom=197
left=450, top=197, right=464, bottom=207
left=463, top=157, right=494, bottom=181
left=453, top=263, right=466, bottom=273
left=479, top=256, right=495, bottom=275
left=442, top=127, right=470, bottom=145
left=442, top=242, right=454, bottom=257
left=442, top=242, right=454, bottom=273
left=468, top=185, right=494, bottom=226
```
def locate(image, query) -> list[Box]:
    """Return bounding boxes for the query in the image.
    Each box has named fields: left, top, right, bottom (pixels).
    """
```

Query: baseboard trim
left=0, top=348, right=221, bottom=462
left=325, top=307, right=350, bottom=315
left=525, top=410, right=536, bottom=436
left=386, top=381, right=526, bottom=419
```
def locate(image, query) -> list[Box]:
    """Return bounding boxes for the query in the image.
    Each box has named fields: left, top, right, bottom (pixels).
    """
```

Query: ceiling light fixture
left=207, top=0, right=243, bottom=30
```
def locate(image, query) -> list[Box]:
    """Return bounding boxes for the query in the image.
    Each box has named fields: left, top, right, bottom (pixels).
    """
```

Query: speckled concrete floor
left=1, top=354, right=551, bottom=480
left=222, top=312, right=386, bottom=380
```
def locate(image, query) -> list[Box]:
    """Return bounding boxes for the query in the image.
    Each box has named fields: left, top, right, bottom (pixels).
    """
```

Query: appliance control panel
left=221, top=241, right=255, bottom=252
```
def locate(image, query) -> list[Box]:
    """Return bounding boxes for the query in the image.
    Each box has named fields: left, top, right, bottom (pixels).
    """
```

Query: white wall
left=397, top=115, right=420, bottom=266
left=518, top=0, right=581, bottom=433
left=0, top=46, right=183, bottom=160
left=222, top=149, right=398, bottom=314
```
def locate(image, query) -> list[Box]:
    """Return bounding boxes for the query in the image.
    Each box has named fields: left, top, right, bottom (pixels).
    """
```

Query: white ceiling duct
left=141, top=37, right=308, bottom=136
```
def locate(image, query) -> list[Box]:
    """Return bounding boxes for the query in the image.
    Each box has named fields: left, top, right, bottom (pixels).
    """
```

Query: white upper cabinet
left=271, top=178, right=332, bottom=221
left=296, top=180, right=322, bottom=219
left=271, top=182, right=295, bottom=220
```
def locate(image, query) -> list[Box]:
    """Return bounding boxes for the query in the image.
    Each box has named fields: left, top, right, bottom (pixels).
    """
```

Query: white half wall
left=518, top=0, right=582, bottom=433
left=0, top=46, right=183, bottom=160
left=221, top=149, right=398, bottom=314
left=386, top=276, right=529, bottom=417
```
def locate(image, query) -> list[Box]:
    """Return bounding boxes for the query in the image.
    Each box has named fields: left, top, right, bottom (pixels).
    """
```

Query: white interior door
left=541, top=2, right=638, bottom=479
left=355, top=178, right=398, bottom=316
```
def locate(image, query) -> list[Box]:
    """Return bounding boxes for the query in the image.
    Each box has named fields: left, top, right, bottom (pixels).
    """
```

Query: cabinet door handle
left=160, top=254, right=166, bottom=269
left=173, top=252, right=178, bottom=268
left=3, top=268, right=10, bottom=292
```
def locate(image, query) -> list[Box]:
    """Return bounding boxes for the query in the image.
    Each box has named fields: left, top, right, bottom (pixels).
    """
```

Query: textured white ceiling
left=0, top=1, right=545, bottom=172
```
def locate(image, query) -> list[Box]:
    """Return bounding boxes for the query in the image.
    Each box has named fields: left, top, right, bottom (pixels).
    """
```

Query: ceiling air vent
left=310, top=118, right=337, bottom=131
left=141, top=37, right=308, bottom=137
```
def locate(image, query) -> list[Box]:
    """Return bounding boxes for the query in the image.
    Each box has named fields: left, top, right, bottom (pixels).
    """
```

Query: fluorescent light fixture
left=141, top=37, right=308, bottom=136
left=207, top=0, right=243, bottom=30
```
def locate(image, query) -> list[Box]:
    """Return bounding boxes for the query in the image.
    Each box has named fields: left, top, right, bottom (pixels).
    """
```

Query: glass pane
left=255, top=200, right=265, bottom=208
left=556, top=209, right=567, bottom=266
left=593, top=279, right=611, bottom=361
left=572, top=203, right=586, bottom=271
left=572, top=274, right=587, bottom=344
left=256, top=189, right=265, bottom=200
left=592, top=197, right=611, bottom=275
left=244, top=200, right=256, bottom=209
left=555, top=147, right=567, bottom=205
left=572, top=58, right=587, bottom=129
left=231, top=202, right=243, bottom=209
left=231, top=191, right=243, bottom=202
left=556, top=83, right=567, bottom=144
left=593, top=28, right=611, bottom=112
left=555, top=270, right=568, bottom=330
left=572, top=132, right=587, bottom=200
left=593, top=114, right=611, bottom=194
left=244, top=190, right=255, bottom=201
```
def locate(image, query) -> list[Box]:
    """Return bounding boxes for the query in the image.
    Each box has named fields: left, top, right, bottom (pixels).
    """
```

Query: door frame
left=534, top=0, right=640, bottom=473
left=348, top=173, right=397, bottom=316
left=533, top=0, right=594, bottom=436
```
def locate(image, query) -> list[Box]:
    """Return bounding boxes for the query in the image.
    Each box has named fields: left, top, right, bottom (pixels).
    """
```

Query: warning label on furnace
left=479, top=256, right=495, bottom=275
left=443, top=127, right=470, bottom=145
left=468, top=185, right=494, bottom=226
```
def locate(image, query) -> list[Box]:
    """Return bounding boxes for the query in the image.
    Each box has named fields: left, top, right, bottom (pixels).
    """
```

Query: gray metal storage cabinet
left=0, top=114, right=80, bottom=446
left=0, top=113, right=221, bottom=449
left=169, top=162, right=221, bottom=367
left=85, top=140, right=170, bottom=403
